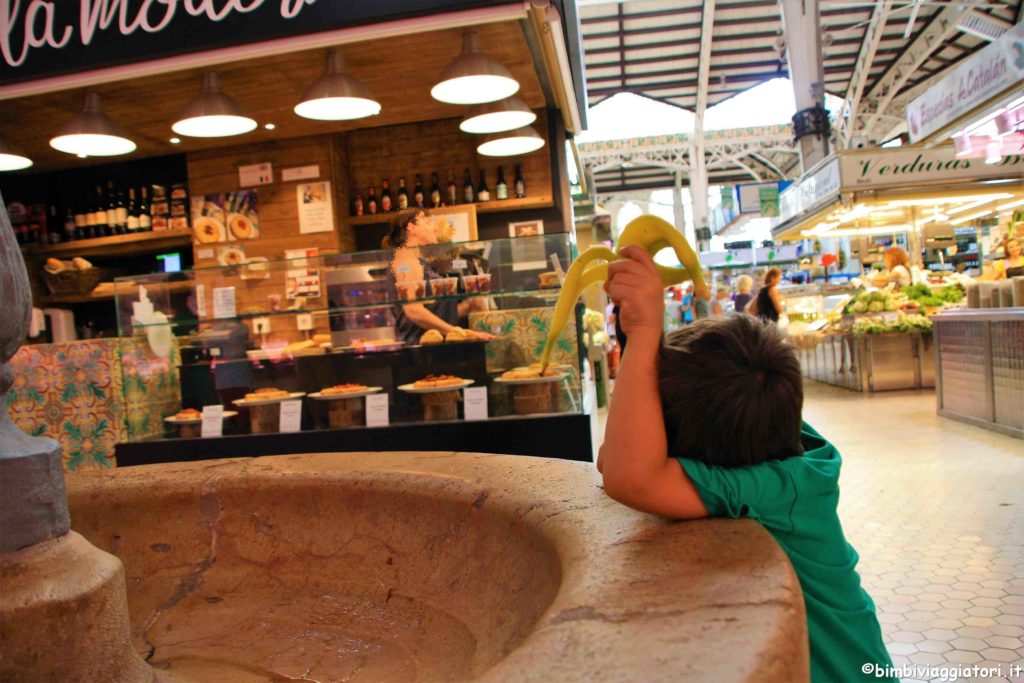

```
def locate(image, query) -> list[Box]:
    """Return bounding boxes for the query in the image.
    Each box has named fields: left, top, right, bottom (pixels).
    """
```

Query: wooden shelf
left=22, top=228, right=193, bottom=259
left=35, top=280, right=193, bottom=306
left=346, top=197, right=554, bottom=226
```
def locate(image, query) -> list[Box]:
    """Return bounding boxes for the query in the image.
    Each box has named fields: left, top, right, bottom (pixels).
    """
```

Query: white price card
left=463, top=386, right=488, bottom=421
left=365, top=393, right=389, bottom=427
left=238, top=162, right=273, bottom=186
left=452, top=258, right=468, bottom=270
left=212, top=286, right=236, bottom=319
left=201, top=405, right=223, bottom=437
left=196, top=284, right=207, bottom=317
left=279, top=400, right=302, bottom=433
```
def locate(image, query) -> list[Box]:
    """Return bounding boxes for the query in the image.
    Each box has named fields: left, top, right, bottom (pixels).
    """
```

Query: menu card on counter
left=366, top=393, right=389, bottom=427
left=463, top=387, right=488, bottom=421
left=279, top=400, right=302, bottom=433
left=201, top=405, right=223, bottom=437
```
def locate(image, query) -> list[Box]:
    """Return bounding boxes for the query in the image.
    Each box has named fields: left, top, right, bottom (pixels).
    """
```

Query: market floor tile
left=803, top=382, right=1024, bottom=683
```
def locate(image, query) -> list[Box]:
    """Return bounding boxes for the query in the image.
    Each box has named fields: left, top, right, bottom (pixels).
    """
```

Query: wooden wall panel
left=344, top=111, right=552, bottom=218
left=187, top=135, right=351, bottom=343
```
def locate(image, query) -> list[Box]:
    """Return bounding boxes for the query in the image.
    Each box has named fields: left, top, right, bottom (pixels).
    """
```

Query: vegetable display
left=853, top=313, right=932, bottom=335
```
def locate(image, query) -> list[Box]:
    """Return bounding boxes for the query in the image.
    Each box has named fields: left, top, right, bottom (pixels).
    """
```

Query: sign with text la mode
left=906, top=21, right=1024, bottom=143
left=0, top=0, right=517, bottom=88
left=839, top=146, right=1024, bottom=190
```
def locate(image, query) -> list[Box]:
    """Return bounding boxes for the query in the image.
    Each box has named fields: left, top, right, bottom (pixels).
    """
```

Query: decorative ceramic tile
left=5, top=339, right=180, bottom=472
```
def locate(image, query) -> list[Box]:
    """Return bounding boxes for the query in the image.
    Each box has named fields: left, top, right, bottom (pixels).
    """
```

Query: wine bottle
left=413, top=174, right=425, bottom=208
left=463, top=168, right=474, bottom=203
left=380, top=178, right=393, bottom=212
left=106, top=181, right=118, bottom=235
left=73, top=195, right=86, bottom=240
left=126, top=188, right=140, bottom=232
left=94, top=185, right=108, bottom=237
left=446, top=170, right=457, bottom=206
left=496, top=166, right=509, bottom=200
left=367, top=186, right=378, bottom=215
left=514, top=164, right=526, bottom=198
left=429, top=172, right=441, bottom=208
left=353, top=191, right=364, bottom=216
left=63, top=207, right=77, bottom=242
left=397, top=177, right=409, bottom=210
left=114, top=186, right=128, bottom=233
left=477, top=170, right=490, bottom=202
left=138, top=187, right=152, bottom=231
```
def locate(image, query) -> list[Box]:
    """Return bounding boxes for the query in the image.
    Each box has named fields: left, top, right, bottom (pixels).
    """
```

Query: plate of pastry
left=165, top=408, right=239, bottom=424
left=494, top=365, right=569, bottom=385
left=309, top=385, right=383, bottom=400
left=398, top=375, right=474, bottom=394
left=232, top=388, right=306, bottom=406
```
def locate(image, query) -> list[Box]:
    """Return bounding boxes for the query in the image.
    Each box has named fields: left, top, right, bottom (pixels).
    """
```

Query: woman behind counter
left=384, top=209, right=493, bottom=345
left=991, top=236, right=1023, bottom=280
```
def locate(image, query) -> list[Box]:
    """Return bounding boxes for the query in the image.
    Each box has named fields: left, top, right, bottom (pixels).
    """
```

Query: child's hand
left=605, top=246, right=664, bottom=337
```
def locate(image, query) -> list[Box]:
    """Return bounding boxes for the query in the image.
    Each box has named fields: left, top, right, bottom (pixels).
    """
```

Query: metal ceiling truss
left=849, top=0, right=987, bottom=143
left=579, top=125, right=797, bottom=182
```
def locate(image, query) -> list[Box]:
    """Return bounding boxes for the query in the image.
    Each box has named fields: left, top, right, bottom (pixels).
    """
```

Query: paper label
left=365, top=393, right=389, bottom=427
left=196, top=284, right=207, bottom=317
left=212, top=286, right=236, bottom=319
left=463, top=386, right=488, bottom=421
left=197, top=248, right=214, bottom=259
left=452, top=259, right=468, bottom=270
left=279, top=400, right=302, bottom=433
left=239, top=162, right=273, bottom=186
left=282, top=165, right=321, bottom=182
left=201, top=405, right=223, bottom=437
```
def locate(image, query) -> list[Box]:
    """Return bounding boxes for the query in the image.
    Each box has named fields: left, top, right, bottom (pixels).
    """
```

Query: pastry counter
left=111, top=235, right=597, bottom=466
left=933, top=309, right=1024, bottom=439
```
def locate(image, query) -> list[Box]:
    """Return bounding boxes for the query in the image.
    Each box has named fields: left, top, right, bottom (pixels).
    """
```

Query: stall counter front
left=4, top=338, right=180, bottom=471
left=933, top=309, right=1024, bottom=439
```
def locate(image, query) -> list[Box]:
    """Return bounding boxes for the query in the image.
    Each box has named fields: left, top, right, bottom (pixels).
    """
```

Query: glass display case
left=112, top=235, right=593, bottom=464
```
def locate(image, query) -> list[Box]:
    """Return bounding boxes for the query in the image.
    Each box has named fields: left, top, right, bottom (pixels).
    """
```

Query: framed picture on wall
left=509, top=219, right=544, bottom=238
left=431, top=204, right=477, bottom=244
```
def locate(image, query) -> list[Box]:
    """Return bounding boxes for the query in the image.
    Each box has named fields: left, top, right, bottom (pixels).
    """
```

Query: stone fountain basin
left=66, top=452, right=807, bottom=682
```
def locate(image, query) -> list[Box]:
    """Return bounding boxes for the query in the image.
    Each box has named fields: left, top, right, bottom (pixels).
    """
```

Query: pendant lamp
left=431, top=31, right=519, bottom=105
left=172, top=73, right=257, bottom=138
left=0, top=136, right=32, bottom=171
left=295, top=50, right=381, bottom=121
left=460, top=96, right=536, bottom=134
left=49, top=93, right=137, bottom=157
left=477, top=126, right=545, bottom=157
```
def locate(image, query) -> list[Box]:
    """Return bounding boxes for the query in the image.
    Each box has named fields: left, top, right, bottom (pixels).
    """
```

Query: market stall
left=1, top=1, right=593, bottom=469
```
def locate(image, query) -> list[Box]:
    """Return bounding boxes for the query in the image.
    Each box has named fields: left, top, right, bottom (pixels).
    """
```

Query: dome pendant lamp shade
left=431, top=31, right=520, bottom=105
left=460, top=96, right=537, bottom=134
left=0, top=136, right=32, bottom=171
left=477, top=126, right=545, bottom=157
left=294, top=50, right=381, bottom=121
left=49, top=93, right=137, bottom=157
left=172, top=73, right=257, bottom=138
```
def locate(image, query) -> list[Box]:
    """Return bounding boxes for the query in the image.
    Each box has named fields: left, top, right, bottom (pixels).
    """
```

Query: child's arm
left=597, top=247, right=708, bottom=520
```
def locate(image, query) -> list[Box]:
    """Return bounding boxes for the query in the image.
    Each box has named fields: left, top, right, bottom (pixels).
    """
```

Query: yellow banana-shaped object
left=539, top=215, right=706, bottom=372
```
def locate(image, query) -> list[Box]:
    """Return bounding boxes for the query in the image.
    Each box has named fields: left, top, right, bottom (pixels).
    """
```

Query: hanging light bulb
left=172, top=73, right=257, bottom=138
left=294, top=50, right=381, bottom=121
left=459, top=96, right=536, bottom=134
left=431, top=30, right=519, bottom=105
left=477, top=126, right=545, bottom=157
left=0, top=135, right=32, bottom=171
left=49, top=93, right=137, bottom=157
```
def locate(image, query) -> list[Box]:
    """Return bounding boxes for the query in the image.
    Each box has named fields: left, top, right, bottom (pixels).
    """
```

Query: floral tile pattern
left=4, top=338, right=180, bottom=472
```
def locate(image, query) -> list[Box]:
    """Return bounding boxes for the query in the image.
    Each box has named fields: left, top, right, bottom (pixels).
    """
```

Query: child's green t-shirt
left=678, top=421, right=896, bottom=683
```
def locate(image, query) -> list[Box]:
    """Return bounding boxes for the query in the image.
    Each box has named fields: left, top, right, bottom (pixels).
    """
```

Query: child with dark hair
left=598, top=246, right=895, bottom=682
